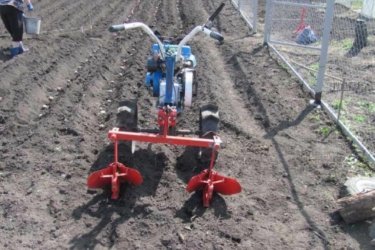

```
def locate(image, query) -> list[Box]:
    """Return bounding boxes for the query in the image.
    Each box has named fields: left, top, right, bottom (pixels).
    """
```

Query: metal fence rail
left=231, top=0, right=258, bottom=33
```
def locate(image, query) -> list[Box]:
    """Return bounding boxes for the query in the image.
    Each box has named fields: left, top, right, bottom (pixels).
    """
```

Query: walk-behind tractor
left=87, top=3, right=241, bottom=207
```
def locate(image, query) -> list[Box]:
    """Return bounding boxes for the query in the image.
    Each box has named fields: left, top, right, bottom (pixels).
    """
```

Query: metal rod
left=264, top=0, right=274, bottom=44
left=315, top=0, right=335, bottom=100
left=321, top=100, right=375, bottom=166
left=273, top=1, right=326, bottom=9
left=239, top=9, right=255, bottom=31
left=289, top=59, right=343, bottom=82
left=231, top=0, right=240, bottom=9
left=114, top=140, right=119, bottom=163
left=122, top=22, right=166, bottom=59
left=252, top=0, right=259, bottom=33
left=270, top=39, right=322, bottom=51
left=337, top=80, right=345, bottom=122
left=108, top=130, right=220, bottom=148
left=268, top=43, right=315, bottom=95
left=177, top=26, right=207, bottom=61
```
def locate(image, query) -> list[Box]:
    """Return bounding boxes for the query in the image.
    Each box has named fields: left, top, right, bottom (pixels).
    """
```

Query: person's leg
left=0, top=6, right=14, bottom=35
left=7, top=6, right=24, bottom=42
left=4, top=6, right=25, bottom=57
left=13, top=10, right=27, bottom=53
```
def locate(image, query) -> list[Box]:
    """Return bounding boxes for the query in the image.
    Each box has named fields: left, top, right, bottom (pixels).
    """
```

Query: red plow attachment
left=87, top=162, right=143, bottom=199
left=187, top=170, right=242, bottom=207
left=186, top=143, right=241, bottom=207
left=87, top=107, right=241, bottom=207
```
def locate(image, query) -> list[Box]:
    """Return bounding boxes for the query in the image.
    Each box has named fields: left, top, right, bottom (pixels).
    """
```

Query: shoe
left=10, top=47, right=20, bottom=58
left=19, top=46, right=29, bottom=54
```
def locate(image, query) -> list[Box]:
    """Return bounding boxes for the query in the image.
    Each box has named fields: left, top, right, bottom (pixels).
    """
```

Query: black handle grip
left=210, top=31, right=224, bottom=43
left=108, top=24, right=125, bottom=33
left=208, top=3, right=225, bottom=22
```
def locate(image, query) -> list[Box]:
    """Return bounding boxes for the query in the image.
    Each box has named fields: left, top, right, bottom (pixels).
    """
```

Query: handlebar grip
left=210, top=31, right=224, bottom=43
left=208, top=3, right=225, bottom=22
left=108, top=24, right=125, bottom=33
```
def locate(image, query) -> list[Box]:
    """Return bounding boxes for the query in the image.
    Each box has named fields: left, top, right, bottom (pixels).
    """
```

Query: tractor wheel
left=198, top=104, right=220, bottom=166
left=183, top=70, right=194, bottom=107
left=193, top=72, right=198, bottom=97
left=116, top=99, right=138, bottom=131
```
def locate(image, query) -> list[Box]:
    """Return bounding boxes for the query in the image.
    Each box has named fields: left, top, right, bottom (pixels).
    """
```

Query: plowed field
left=0, top=0, right=371, bottom=249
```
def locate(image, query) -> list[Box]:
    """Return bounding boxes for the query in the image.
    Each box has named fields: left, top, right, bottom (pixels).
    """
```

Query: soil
left=0, top=0, right=373, bottom=249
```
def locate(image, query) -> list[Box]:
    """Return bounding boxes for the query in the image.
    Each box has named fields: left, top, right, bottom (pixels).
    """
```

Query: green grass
left=309, top=113, right=321, bottom=122
left=351, top=0, right=363, bottom=10
left=341, top=38, right=354, bottom=50
left=331, top=99, right=347, bottom=110
left=307, top=62, right=319, bottom=85
left=353, top=114, right=366, bottom=123
left=309, top=62, right=319, bottom=72
left=319, top=126, right=332, bottom=137
left=359, top=101, right=375, bottom=113
left=330, top=38, right=353, bottom=52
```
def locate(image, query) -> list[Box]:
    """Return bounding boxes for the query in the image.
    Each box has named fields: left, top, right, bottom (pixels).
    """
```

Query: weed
left=309, top=113, right=321, bottom=122
left=331, top=99, right=347, bottom=110
left=353, top=114, right=366, bottom=123
left=330, top=38, right=353, bottom=52
left=319, top=126, right=332, bottom=137
left=309, top=62, right=319, bottom=72
left=359, top=101, right=375, bottom=113
left=340, top=38, right=354, bottom=51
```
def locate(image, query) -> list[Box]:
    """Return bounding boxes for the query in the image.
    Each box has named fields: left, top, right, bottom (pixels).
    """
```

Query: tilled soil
left=0, top=0, right=372, bottom=249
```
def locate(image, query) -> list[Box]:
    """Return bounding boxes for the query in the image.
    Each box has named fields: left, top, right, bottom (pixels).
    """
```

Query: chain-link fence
left=264, top=0, right=329, bottom=95
left=324, top=0, right=375, bottom=162
left=231, top=0, right=258, bottom=32
left=262, top=0, right=374, bottom=165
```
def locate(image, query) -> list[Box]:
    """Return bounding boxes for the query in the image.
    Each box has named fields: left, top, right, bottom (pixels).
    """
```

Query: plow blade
left=213, top=174, right=242, bottom=195
left=187, top=170, right=241, bottom=207
left=187, top=170, right=241, bottom=195
left=186, top=171, right=208, bottom=193
left=87, top=162, right=143, bottom=199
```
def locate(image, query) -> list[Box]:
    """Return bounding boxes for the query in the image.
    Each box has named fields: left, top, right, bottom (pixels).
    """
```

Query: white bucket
left=24, top=16, right=41, bottom=35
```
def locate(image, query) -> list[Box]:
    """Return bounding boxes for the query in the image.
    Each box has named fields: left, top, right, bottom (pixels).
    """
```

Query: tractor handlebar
left=108, top=24, right=125, bottom=32
left=209, top=30, right=224, bottom=43
left=109, top=22, right=166, bottom=59
left=176, top=26, right=224, bottom=60
left=208, top=2, right=225, bottom=22
left=109, top=24, right=224, bottom=61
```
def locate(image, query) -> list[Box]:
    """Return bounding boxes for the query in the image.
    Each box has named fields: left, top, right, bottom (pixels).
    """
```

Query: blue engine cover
left=146, top=44, right=194, bottom=110
left=145, top=71, right=162, bottom=97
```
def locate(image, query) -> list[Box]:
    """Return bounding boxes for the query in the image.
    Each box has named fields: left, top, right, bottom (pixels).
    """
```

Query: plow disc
left=87, top=162, right=143, bottom=199
left=187, top=169, right=242, bottom=207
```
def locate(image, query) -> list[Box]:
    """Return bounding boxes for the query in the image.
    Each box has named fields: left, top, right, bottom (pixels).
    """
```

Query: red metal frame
left=87, top=107, right=241, bottom=206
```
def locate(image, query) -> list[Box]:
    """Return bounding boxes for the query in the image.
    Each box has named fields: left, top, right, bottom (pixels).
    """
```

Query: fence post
left=314, top=0, right=335, bottom=104
left=264, top=0, right=273, bottom=45
left=252, top=0, right=258, bottom=33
